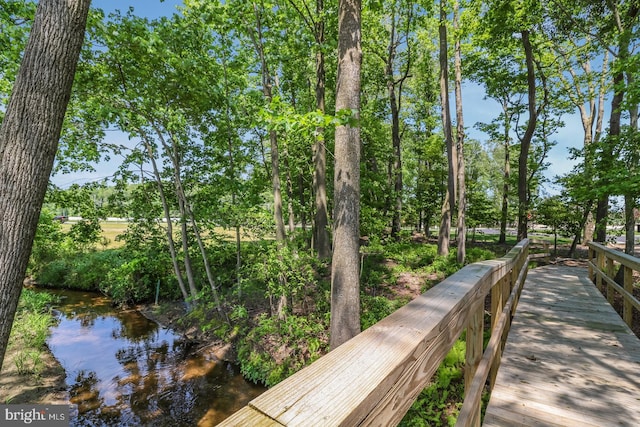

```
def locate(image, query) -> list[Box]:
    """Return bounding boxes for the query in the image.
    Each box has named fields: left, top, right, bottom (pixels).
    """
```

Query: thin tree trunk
left=181, top=200, right=227, bottom=322
left=386, top=9, right=402, bottom=238
left=139, top=132, right=190, bottom=303
left=584, top=52, right=608, bottom=243
left=438, top=0, right=455, bottom=256
left=517, top=30, right=537, bottom=240
left=313, top=0, right=331, bottom=259
left=152, top=125, right=199, bottom=300
left=247, top=3, right=288, bottom=317
left=330, top=0, right=362, bottom=350
left=625, top=80, right=638, bottom=255
left=498, top=97, right=511, bottom=244
left=454, top=0, right=466, bottom=264
left=285, top=154, right=296, bottom=235
left=178, top=197, right=198, bottom=298
left=0, top=0, right=90, bottom=370
left=221, top=40, right=243, bottom=294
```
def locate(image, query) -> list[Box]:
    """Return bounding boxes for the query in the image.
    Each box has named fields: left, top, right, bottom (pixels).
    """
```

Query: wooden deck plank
left=483, top=265, right=640, bottom=427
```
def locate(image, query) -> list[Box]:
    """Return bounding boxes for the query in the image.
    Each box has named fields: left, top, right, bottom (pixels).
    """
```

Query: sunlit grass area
left=61, top=220, right=260, bottom=249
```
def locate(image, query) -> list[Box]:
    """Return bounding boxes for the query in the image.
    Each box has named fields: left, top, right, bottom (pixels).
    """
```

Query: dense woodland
left=0, top=0, right=639, bottom=422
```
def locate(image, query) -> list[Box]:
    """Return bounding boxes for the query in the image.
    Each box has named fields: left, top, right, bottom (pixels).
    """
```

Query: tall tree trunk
left=221, top=42, right=243, bottom=294
left=596, top=69, right=624, bottom=243
left=178, top=195, right=198, bottom=298
left=499, top=98, right=510, bottom=244
left=454, top=0, right=466, bottom=264
left=596, top=3, right=637, bottom=242
left=624, top=82, right=638, bottom=255
left=517, top=30, right=537, bottom=240
left=248, top=3, right=288, bottom=317
left=575, top=51, right=608, bottom=244
left=180, top=197, right=227, bottom=322
left=139, top=132, right=190, bottom=303
left=386, top=10, right=402, bottom=239
left=584, top=52, right=608, bottom=243
left=285, top=153, right=296, bottom=235
left=330, top=0, right=361, bottom=350
left=438, top=0, right=455, bottom=256
left=390, top=83, right=403, bottom=238
left=152, top=125, right=200, bottom=300
left=0, top=0, right=90, bottom=371
left=313, top=0, right=331, bottom=259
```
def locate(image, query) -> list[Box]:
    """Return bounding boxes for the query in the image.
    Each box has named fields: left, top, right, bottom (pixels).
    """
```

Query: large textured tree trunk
left=330, top=0, right=361, bottom=350
left=437, top=0, right=455, bottom=256
left=0, top=0, right=91, bottom=371
left=517, top=30, right=537, bottom=240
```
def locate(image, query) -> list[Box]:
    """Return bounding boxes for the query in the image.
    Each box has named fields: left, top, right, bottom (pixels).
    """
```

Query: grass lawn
left=61, top=220, right=259, bottom=249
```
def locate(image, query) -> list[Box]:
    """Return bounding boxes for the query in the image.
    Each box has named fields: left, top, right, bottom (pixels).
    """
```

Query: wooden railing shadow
left=219, top=239, right=530, bottom=427
left=588, top=242, right=640, bottom=328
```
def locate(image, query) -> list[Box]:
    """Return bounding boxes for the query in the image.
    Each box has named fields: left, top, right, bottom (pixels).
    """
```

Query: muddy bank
left=0, top=342, right=68, bottom=405
left=136, top=302, right=237, bottom=362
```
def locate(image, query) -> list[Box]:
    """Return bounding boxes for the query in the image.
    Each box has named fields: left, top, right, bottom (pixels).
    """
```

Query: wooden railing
left=587, top=242, right=640, bottom=327
left=219, top=239, right=530, bottom=427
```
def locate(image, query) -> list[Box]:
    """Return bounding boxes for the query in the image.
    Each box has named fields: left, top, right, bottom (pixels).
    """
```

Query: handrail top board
left=588, top=241, right=640, bottom=271
left=220, top=239, right=529, bottom=427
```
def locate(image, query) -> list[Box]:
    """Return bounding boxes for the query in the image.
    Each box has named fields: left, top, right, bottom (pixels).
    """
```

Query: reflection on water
left=44, top=289, right=265, bottom=426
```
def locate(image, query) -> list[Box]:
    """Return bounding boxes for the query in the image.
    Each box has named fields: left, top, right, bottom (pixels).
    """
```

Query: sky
left=50, top=0, right=583, bottom=194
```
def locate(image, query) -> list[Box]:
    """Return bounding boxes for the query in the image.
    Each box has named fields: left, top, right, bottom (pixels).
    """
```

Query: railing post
left=624, top=265, right=633, bottom=326
left=489, top=268, right=505, bottom=388
left=465, top=302, right=484, bottom=427
left=596, top=250, right=604, bottom=291
left=588, top=245, right=593, bottom=281
left=606, top=257, right=615, bottom=305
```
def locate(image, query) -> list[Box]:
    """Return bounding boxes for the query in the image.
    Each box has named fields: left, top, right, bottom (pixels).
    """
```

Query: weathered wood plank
left=483, top=265, right=640, bottom=427
left=220, top=406, right=284, bottom=426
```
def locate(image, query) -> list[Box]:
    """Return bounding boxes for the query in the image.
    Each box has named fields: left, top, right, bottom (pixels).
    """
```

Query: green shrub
left=66, top=250, right=123, bottom=290
left=29, top=209, right=64, bottom=276
left=400, top=340, right=466, bottom=426
left=100, top=256, right=158, bottom=304
left=465, top=247, right=497, bottom=264
left=34, top=258, right=69, bottom=286
left=237, top=313, right=329, bottom=387
left=361, top=295, right=402, bottom=330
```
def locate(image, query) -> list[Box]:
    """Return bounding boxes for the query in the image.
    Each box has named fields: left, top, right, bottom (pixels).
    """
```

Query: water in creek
left=44, top=288, right=265, bottom=426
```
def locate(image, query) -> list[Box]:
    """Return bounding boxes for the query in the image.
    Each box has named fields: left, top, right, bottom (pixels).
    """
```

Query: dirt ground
left=0, top=343, right=68, bottom=405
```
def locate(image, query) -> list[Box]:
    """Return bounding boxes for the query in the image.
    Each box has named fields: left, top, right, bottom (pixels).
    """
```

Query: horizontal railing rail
left=220, top=239, right=530, bottom=427
left=587, top=242, right=640, bottom=327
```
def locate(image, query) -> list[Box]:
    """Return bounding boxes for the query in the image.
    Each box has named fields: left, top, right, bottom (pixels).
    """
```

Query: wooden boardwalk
left=483, top=264, right=640, bottom=427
